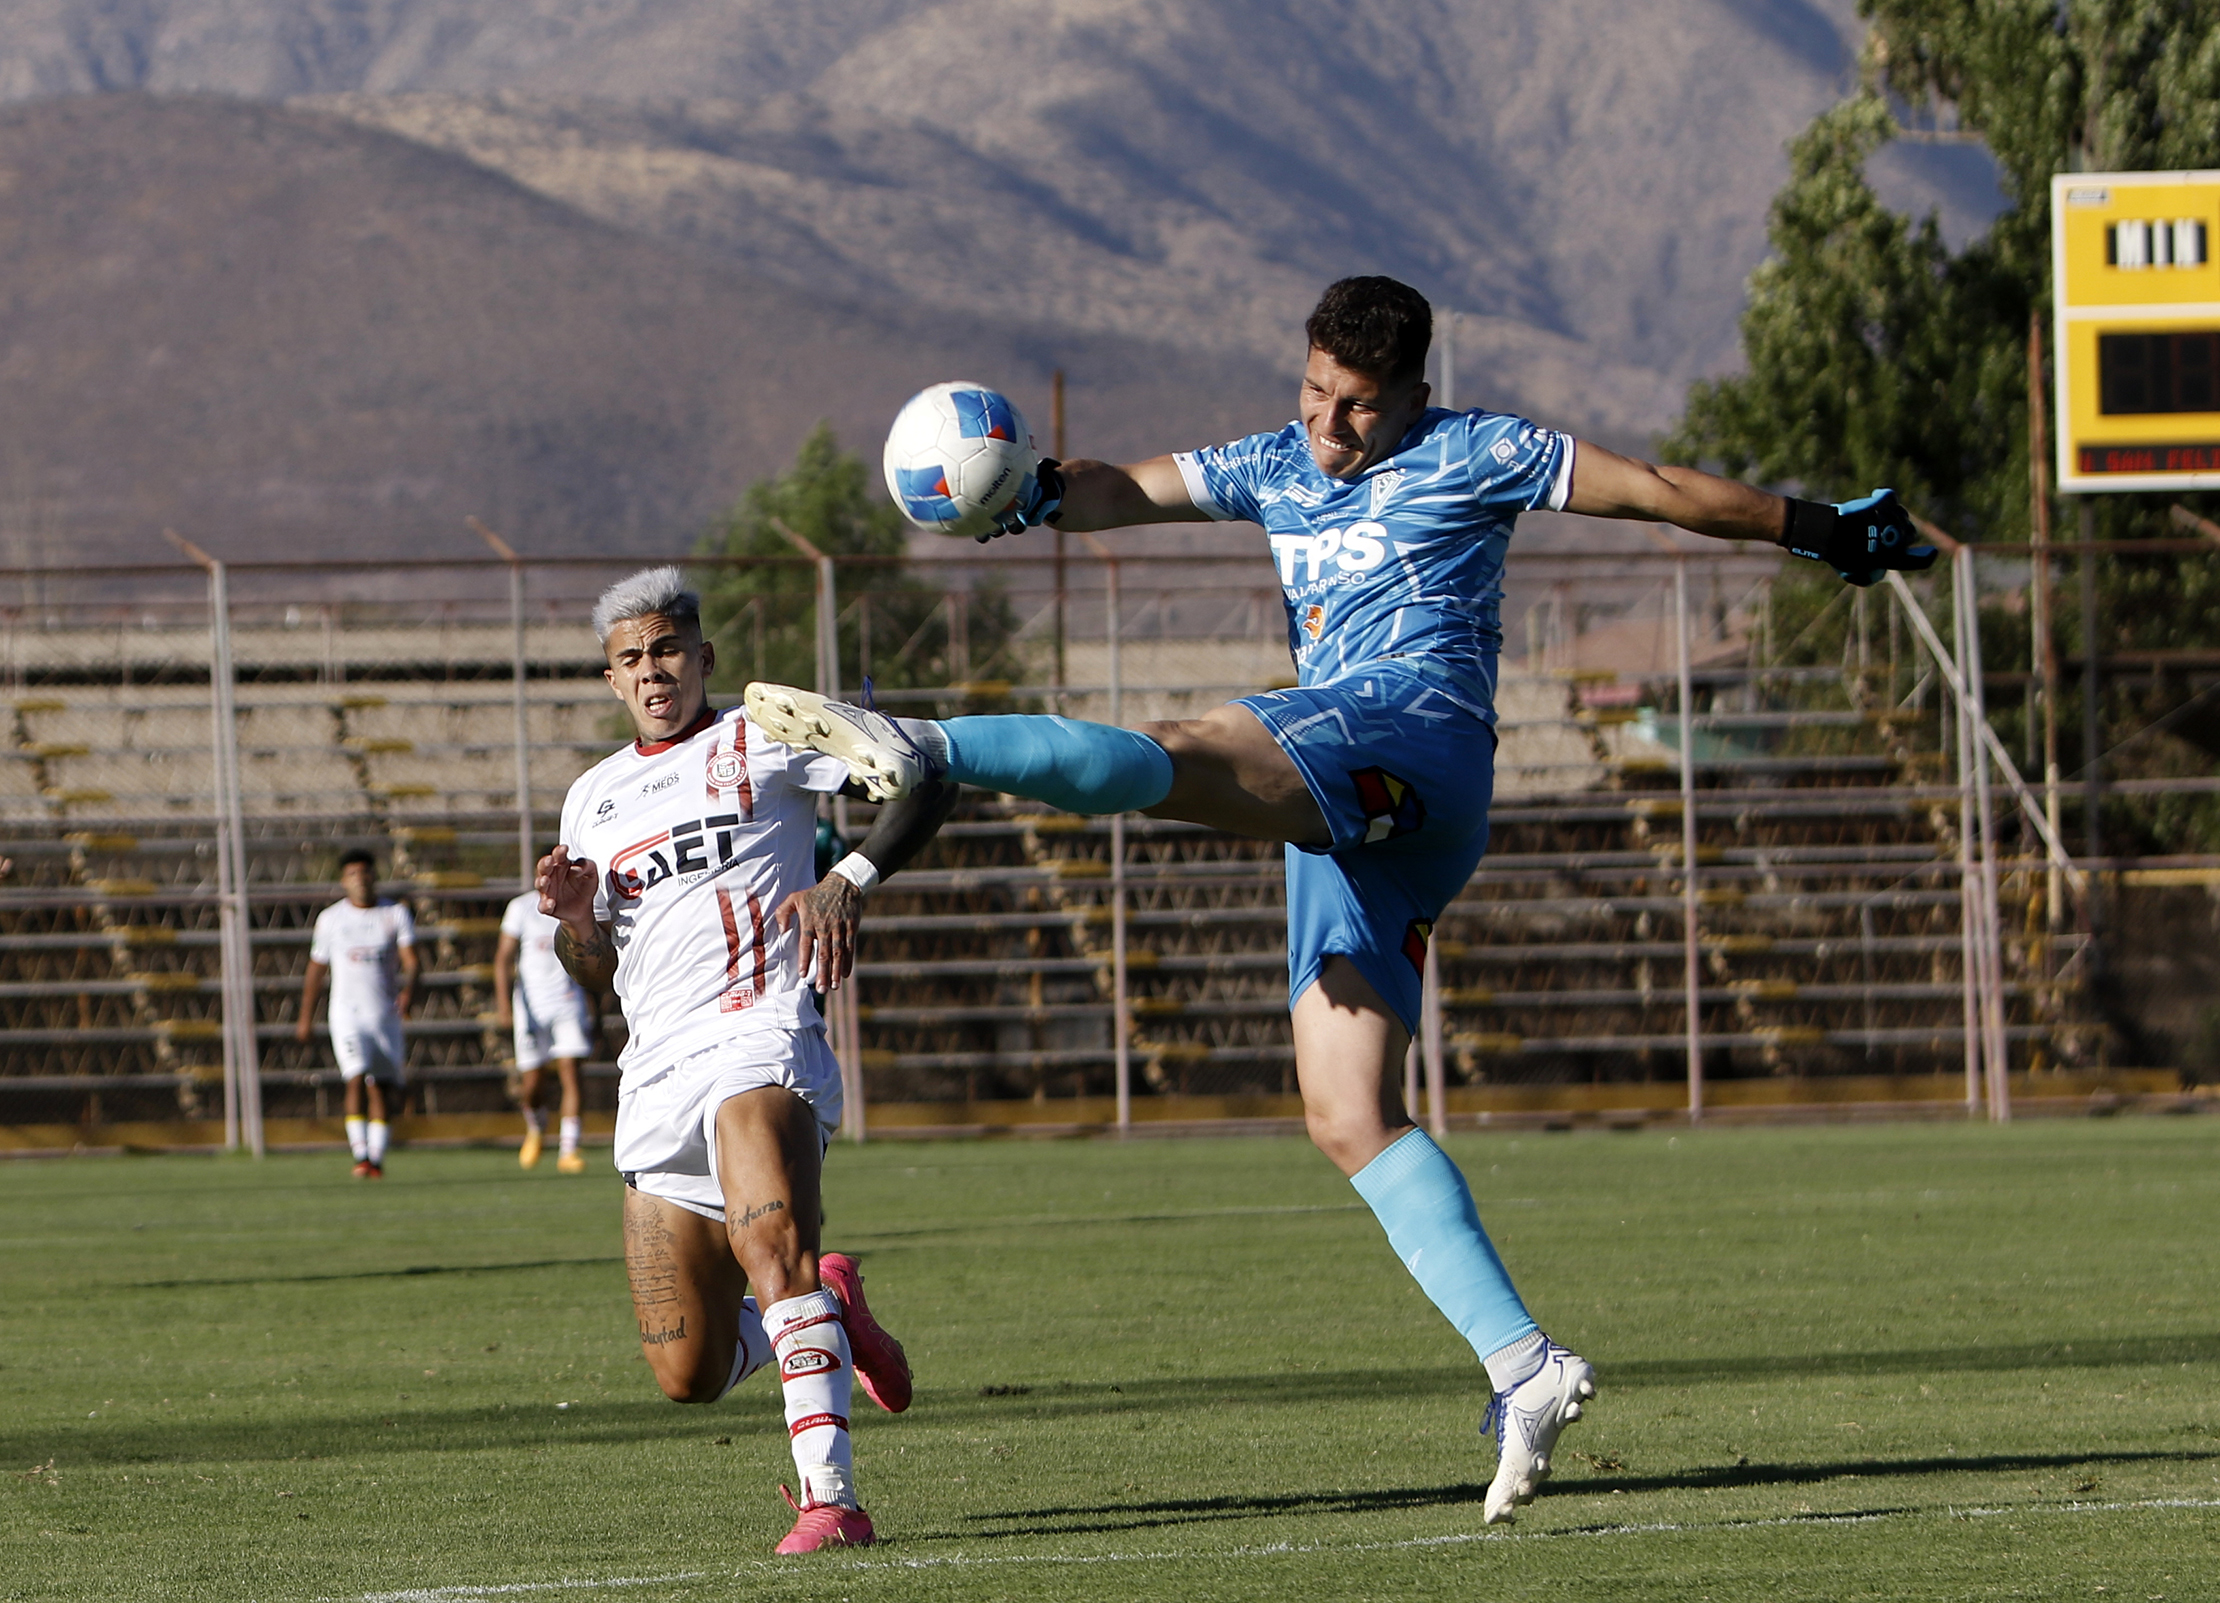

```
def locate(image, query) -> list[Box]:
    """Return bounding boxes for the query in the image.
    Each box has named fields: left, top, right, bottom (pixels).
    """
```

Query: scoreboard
left=2051, top=170, right=2220, bottom=492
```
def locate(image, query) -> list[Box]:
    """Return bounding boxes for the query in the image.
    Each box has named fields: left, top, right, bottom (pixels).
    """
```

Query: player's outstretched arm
left=777, top=777, right=960, bottom=990
left=985, top=455, right=1209, bottom=539
left=1564, top=442, right=1936, bottom=586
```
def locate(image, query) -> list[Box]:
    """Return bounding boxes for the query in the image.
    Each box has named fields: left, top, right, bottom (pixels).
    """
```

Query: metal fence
left=3, top=535, right=2212, bottom=1151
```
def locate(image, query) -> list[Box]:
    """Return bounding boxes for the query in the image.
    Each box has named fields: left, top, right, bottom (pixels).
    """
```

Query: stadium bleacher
left=1, top=559, right=2174, bottom=1153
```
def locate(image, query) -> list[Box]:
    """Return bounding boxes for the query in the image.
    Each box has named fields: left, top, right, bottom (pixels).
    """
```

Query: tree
left=1662, top=5, right=2220, bottom=849
left=694, top=424, right=1023, bottom=703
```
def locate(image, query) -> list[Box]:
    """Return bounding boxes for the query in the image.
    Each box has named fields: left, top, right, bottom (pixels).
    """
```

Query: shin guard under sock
left=935, top=716, right=1173, bottom=815
left=1350, top=1128, right=1539, bottom=1368
left=765, top=1290, right=857, bottom=1508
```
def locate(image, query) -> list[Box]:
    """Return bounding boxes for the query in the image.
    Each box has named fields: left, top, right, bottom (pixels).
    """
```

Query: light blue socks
left=1351, top=1128, right=1542, bottom=1387
left=918, top=715, right=1175, bottom=816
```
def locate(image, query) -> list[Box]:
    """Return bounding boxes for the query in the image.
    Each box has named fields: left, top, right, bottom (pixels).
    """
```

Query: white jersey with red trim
left=557, top=705, right=848, bottom=1078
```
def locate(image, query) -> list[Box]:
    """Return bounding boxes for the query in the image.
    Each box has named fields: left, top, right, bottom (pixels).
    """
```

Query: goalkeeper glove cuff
left=1782, top=489, right=1937, bottom=587
left=979, top=459, right=1066, bottom=541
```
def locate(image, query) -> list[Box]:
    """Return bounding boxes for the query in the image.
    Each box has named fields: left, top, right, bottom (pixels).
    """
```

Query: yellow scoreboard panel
left=2052, top=170, right=2220, bottom=492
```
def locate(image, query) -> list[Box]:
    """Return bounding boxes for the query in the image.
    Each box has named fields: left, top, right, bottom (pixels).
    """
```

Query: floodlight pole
left=471, top=519, right=535, bottom=887
left=168, top=531, right=263, bottom=1158
left=1674, top=560, right=1703, bottom=1122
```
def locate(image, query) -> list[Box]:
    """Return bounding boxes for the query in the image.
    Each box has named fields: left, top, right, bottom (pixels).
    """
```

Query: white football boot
left=744, top=683, right=934, bottom=802
left=1482, top=1340, right=1597, bottom=1524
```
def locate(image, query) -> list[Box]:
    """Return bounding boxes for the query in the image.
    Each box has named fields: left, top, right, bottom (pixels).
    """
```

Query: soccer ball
left=882, top=382, right=1040, bottom=540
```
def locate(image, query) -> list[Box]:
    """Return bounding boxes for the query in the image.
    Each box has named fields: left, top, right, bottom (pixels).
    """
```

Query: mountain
left=0, top=2, right=2007, bottom=434
left=0, top=93, right=1287, bottom=566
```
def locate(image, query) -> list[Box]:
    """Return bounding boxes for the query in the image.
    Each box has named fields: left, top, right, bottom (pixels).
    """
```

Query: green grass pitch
left=3, top=1119, right=2217, bottom=1601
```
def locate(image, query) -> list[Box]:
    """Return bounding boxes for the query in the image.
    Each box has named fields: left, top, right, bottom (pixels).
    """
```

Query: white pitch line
left=346, top=1496, right=2220, bottom=1598
left=348, top=1576, right=704, bottom=1603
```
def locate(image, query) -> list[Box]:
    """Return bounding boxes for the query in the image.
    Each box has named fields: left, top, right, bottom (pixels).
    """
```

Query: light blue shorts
left=1235, top=667, right=1497, bottom=1034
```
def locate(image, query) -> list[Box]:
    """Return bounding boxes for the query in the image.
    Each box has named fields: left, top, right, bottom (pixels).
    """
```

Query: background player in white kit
left=539, top=567, right=956, bottom=1554
left=297, top=848, right=419, bottom=1179
left=495, top=880, right=597, bottom=1173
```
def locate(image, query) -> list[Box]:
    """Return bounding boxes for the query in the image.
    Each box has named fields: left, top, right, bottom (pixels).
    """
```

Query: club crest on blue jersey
left=894, top=463, right=961, bottom=523
left=951, top=389, right=1018, bottom=442
left=1350, top=765, right=1425, bottom=843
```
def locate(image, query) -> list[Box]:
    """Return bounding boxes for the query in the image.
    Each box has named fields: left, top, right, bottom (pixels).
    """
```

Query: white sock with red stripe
left=764, top=1289, right=857, bottom=1509
left=715, top=1296, right=772, bottom=1400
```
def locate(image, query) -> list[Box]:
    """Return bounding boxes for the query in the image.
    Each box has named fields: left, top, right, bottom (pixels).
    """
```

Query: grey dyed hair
left=591, top=565, right=701, bottom=645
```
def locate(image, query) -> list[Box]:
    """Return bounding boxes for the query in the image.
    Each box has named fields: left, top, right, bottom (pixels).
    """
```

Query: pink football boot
left=818, top=1252, right=912, bottom=1414
left=775, top=1485, right=875, bottom=1554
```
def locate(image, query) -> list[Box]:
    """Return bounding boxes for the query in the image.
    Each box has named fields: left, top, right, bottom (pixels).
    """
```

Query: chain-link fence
left=2, top=540, right=2208, bottom=1151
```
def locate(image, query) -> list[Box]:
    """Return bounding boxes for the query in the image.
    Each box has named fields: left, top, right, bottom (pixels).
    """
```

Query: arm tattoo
left=555, top=921, right=619, bottom=990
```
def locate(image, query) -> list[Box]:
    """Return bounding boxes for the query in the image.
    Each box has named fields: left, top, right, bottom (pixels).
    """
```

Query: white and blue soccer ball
left=882, top=382, right=1040, bottom=540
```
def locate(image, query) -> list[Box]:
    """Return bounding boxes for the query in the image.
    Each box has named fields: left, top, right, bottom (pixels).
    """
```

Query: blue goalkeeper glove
left=978, top=459, right=1066, bottom=541
left=1781, top=489, right=1937, bottom=586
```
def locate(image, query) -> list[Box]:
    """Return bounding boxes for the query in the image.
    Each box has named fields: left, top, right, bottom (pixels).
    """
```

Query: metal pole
left=1441, top=312, right=1457, bottom=412
left=773, top=520, right=866, bottom=1142
left=1958, top=549, right=2012, bottom=1121
left=1951, top=560, right=1982, bottom=1114
left=509, top=564, right=533, bottom=882
left=1421, top=938, right=1446, bottom=1137
left=1052, top=369, right=1067, bottom=707
left=471, top=521, right=534, bottom=885
left=2028, top=315, right=2063, bottom=933
left=205, top=569, right=239, bottom=1154
left=2078, top=497, right=2102, bottom=898
left=1105, top=551, right=1130, bottom=1133
left=172, top=533, right=262, bottom=1157
left=210, top=560, right=262, bottom=1156
left=1674, top=560, right=1703, bottom=1121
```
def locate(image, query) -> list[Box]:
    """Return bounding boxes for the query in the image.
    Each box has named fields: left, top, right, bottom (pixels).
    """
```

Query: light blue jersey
left=1174, top=409, right=1574, bottom=720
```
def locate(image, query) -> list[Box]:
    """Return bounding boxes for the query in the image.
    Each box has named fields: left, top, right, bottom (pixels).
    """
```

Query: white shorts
left=332, top=1015, right=407, bottom=1083
left=614, top=1027, right=844, bottom=1223
left=513, top=991, right=594, bottom=1070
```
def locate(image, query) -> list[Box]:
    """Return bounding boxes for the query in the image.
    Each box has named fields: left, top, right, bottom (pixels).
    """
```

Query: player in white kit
left=539, top=567, right=955, bottom=1554
left=495, top=884, right=597, bottom=1173
left=297, top=848, right=420, bottom=1178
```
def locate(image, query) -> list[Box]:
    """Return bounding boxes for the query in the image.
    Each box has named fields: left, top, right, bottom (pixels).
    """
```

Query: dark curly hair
left=1303, top=276, right=1432, bottom=386
left=338, top=848, right=377, bottom=873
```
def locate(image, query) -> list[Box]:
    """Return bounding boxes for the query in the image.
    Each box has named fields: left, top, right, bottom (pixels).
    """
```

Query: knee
left=1305, top=1101, right=1392, bottom=1176
left=1135, top=719, right=1202, bottom=760
left=645, top=1349, right=726, bottom=1406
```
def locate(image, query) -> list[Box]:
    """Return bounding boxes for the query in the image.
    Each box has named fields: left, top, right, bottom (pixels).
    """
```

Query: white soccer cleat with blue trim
left=744, top=682, right=933, bottom=802
left=1481, top=1340, right=1596, bottom=1524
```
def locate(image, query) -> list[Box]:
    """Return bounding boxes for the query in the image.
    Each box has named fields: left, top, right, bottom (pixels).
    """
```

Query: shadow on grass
left=15, top=1338, right=2215, bottom=1476
left=0, top=1398, right=758, bottom=1469
left=128, top=1256, right=623, bottom=1290
left=945, top=1449, right=2220, bottom=1540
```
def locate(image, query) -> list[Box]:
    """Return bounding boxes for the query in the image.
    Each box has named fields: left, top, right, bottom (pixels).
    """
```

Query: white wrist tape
left=828, top=852, right=880, bottom=894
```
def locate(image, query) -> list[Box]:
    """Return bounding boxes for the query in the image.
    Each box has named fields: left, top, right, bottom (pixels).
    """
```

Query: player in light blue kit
left=748, top=277, right=1934, bottom=1522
